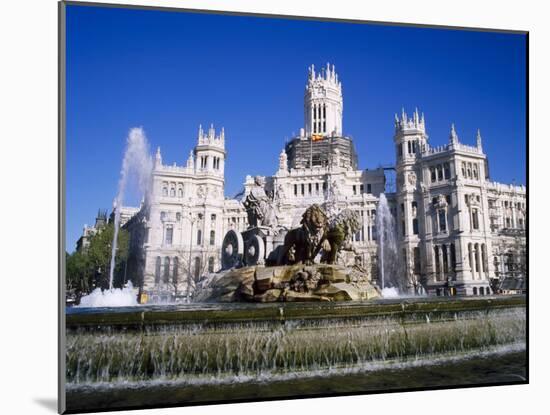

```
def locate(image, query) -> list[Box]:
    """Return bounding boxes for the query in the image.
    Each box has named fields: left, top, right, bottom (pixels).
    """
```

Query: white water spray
left=376, top=193, right=400, bottom=293
left=108, top=127, right=153, bottom=290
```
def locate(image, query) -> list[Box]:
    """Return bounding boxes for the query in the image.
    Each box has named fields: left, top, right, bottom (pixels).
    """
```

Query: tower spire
left=154, top=146, right=162, bottom=167
left=304, top=63, right=343, bottom=137
left=198, top=124, right=203, bottom=139
left=476, top=129, right=483, bottom=151
left=449, top=123, right=458, bottom=145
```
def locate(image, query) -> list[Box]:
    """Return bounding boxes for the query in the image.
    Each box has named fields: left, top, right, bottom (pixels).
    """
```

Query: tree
left=66, top=223, right=130, bottom=293
left=66, top=250, right=92, bottom=294
left=87, top=223, right=129, bottom=289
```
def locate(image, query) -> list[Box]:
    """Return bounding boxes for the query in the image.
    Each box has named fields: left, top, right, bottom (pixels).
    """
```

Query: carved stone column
left=468, top=243, right=475, bottom=280
left=476, top=243, right=483, bottom=280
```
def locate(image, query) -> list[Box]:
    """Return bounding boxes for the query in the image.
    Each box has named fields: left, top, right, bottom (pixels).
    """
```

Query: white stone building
left=100, top=63, right=525, bottom=301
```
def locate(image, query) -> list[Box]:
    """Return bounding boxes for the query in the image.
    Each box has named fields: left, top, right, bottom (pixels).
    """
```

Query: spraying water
left=108, top=127, right=153, bottom=290
left=376, top=193, right=401, bottom=293
left=76, top=282, right=138, bottom=308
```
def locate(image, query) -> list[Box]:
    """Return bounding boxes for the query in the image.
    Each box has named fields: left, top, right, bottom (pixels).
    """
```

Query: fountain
left=66, top=185, right=526, bottom=412
left=109, top=127, right=152, bottom=289
left=76, top=127, right=152, bottom=308
left=376, top=193, right=403, bottom=296
left=65, top=295, right=526, bottom=411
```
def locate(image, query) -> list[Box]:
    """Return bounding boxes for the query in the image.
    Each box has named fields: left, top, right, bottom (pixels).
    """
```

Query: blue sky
left=66, top=4, right=526, bottom=251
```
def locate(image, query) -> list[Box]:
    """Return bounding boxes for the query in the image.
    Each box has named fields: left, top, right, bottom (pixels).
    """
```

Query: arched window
left=473, top=287, right=478, bottom=296
left=442, top=245, right=448, bottom=274
left=197, top=229, right=202, bottom=245
left=162, top=187, right=168, bottom=196
left=163, top=257, right=170, bottom=283
left=210, top=230, right=215, bottom=246
left=479, top=287, right=485, bottom=296
left=170, top=188, right=175, bottom=197
left=155, top=256, right=161, bottom=284
left=450, top=243, right=457, bottom=272
left=178, top=188, right=183, bottom=198
left=208, top=257, right=215, bottom=273
left=194, top=257, right=201, bottom=279
left=173, top=257, right=178, bottom=285
left=413, top=247, right=421, bottom=274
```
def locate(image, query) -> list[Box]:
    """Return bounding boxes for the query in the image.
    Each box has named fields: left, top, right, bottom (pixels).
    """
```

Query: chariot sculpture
left=221, top=182, right=362, bottom=269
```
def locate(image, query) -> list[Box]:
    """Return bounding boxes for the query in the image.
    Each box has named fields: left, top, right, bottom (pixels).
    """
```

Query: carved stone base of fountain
left=193, top=264, right=381, bottom=302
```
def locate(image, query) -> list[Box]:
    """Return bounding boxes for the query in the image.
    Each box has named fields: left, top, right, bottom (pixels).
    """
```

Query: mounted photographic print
left=59, top=1, right=528, bottom=413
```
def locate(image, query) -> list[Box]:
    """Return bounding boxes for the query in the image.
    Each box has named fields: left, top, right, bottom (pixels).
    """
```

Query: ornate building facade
left=89, top=63, right=525, bottom=301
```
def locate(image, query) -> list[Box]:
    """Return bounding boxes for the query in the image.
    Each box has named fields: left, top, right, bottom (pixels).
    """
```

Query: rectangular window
left=353, top=185, right=357, bottom=195
left=360, top=184, right=364, bottom=193
left=413, top=218, right=419, bottom=235
left=450, top=243, right=457, bottom=272
left=437, top=165, right=443, bottom=181
left=315, top=182, right=320, bottom=194
left=301, top=183, right=305, bottom=195
left=413, top=247, right=421, bottom=274
left=444, top=163, right=451, bottom=179
left=402, top=220, right=406, bottom=236
left=165, top=226, right=173, bottom=245
left=308, top=183, right=312, bottom=194
left=430, top=167, right=436, bottom=183
left=439, top=210, right=447, bottom=232
left=294, top=184, right=297, bottom=196
left=473, top=210, right=480, bottom=230
left=367, top=184, right=372, bottom=194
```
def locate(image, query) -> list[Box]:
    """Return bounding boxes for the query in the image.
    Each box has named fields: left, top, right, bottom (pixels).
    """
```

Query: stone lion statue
left=321, top=209, right=362, bottom=264
left=278, top=204, right=328, bottom=265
